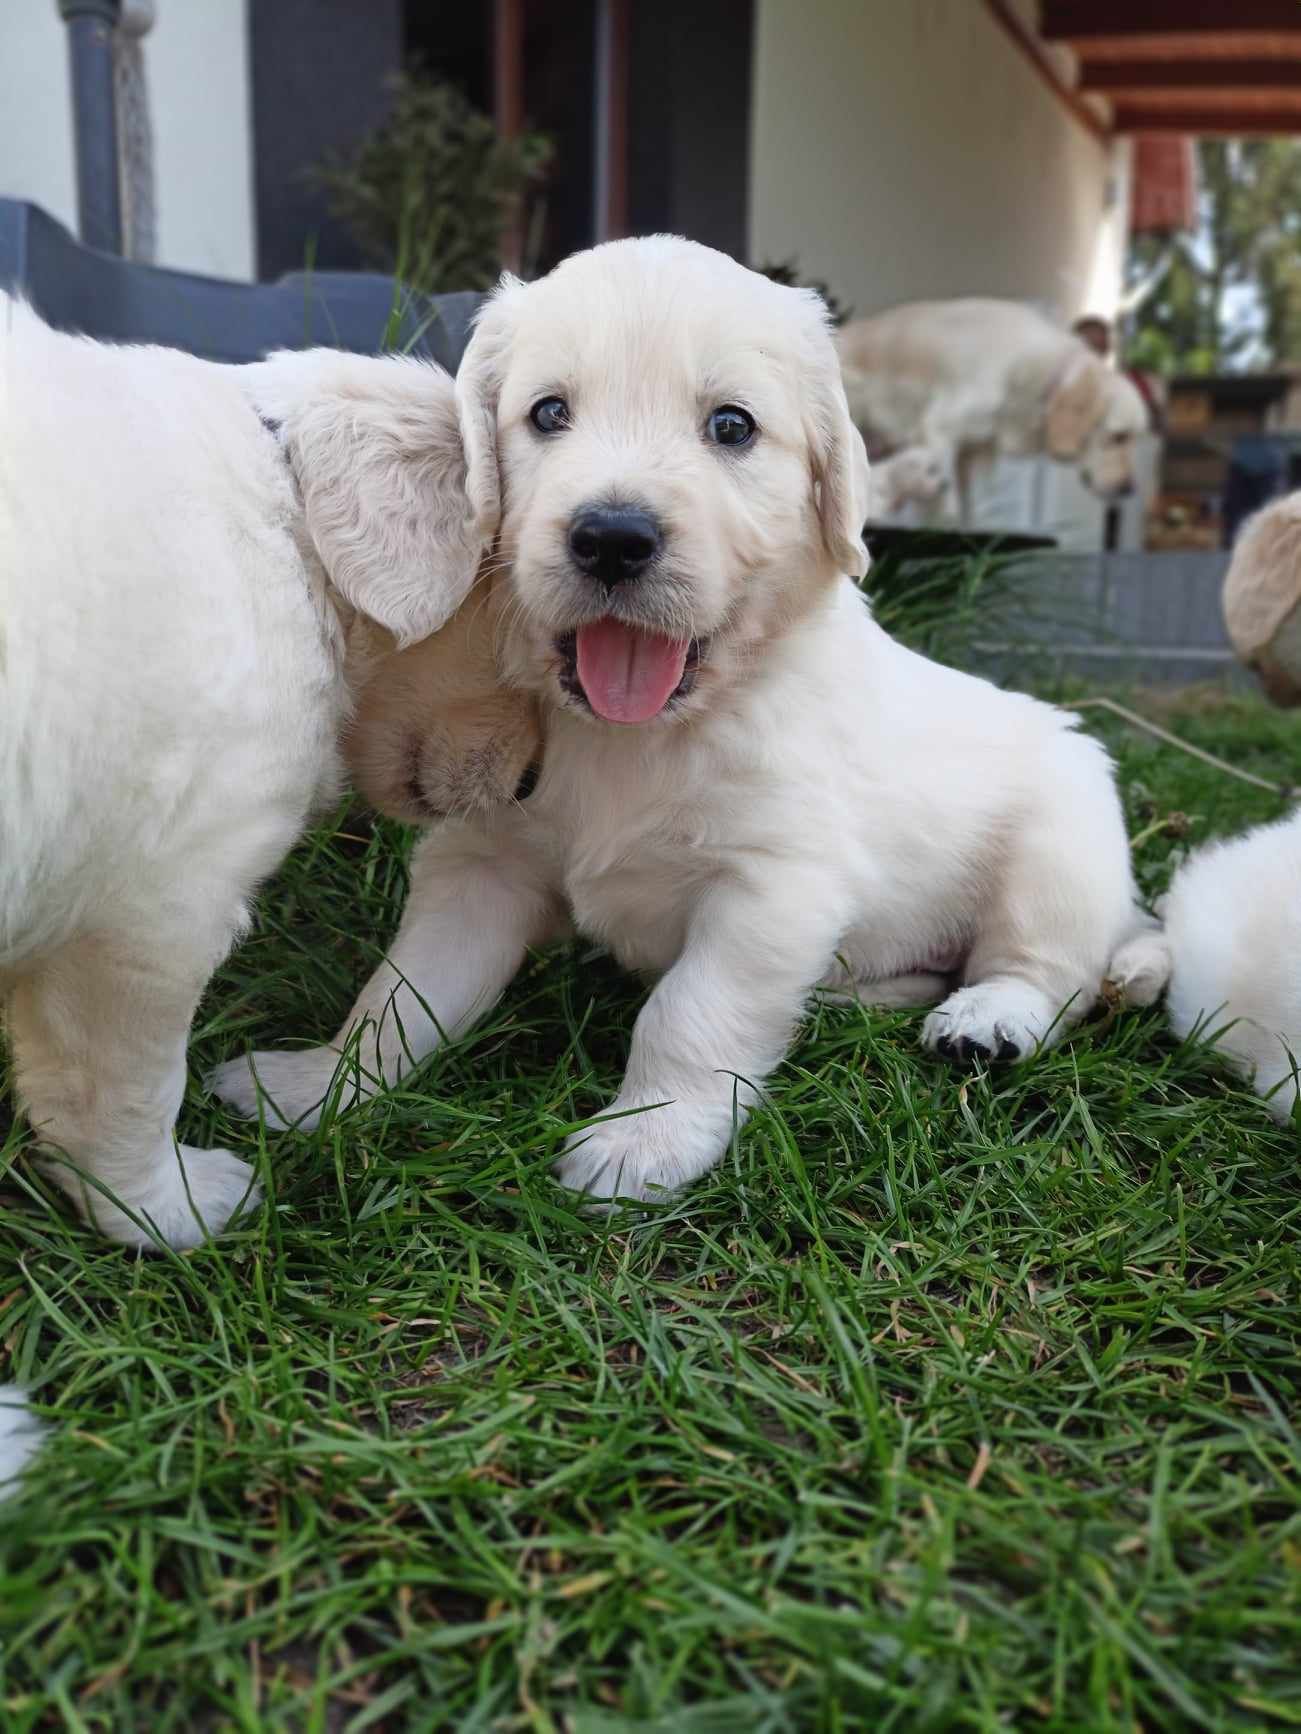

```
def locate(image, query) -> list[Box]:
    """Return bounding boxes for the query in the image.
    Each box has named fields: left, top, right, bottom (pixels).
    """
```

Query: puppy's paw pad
left=923, top=984, right=1054, bottom=1068
left=208, top=1049, right=345, bottom=1130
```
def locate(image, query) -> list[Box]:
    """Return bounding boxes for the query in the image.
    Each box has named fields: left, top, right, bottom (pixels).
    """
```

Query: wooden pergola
left=1038, top=0, right=1301, bottom=137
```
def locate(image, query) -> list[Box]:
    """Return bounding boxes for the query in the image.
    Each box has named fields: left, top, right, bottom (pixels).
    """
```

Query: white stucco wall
left=750, top=0, right=1127, bottom=326
left=0, top=0, right=254, bottom=281
left=0, top=2, right=78, bottom=234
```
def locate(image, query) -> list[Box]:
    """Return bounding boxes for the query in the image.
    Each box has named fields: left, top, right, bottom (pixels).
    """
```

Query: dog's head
left=344, top=574, right=544, bottom=823
left=455, top=236, right=869, bottom=726
left=1045, top=348, right=1147, bottom=499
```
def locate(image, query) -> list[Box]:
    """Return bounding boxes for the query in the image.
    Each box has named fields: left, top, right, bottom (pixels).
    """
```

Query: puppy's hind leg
left=923, top=734, right=1136, bottom=1066
left=7, top=911, right=259, bottom=1249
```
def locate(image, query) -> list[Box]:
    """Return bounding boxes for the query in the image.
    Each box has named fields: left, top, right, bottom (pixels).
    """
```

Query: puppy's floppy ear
left=257, top=349, right=484, bottom=647
left=800, top=299, right=870, bottom=577
left=1045, top=349, right=1109, bottom=460
left=455, top=274, right=528, bottom=548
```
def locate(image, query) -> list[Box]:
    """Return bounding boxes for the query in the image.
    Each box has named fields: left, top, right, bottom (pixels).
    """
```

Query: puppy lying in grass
left=1110, top=811, right=1300, bottom=1125
left=215, top=237, right=1149, bottom=1202
left=0, top=301, right=533, bottom=1251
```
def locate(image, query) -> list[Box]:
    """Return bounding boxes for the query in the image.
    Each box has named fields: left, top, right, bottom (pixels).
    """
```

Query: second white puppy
left=2, top=300, right=485, bottom=1248
left=215, top=238, right=1145, bottom=1201
left=1110, top=811, right=1301, bottom=1124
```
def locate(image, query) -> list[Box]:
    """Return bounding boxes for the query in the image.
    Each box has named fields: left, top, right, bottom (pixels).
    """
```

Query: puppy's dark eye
left=530, top=396, right=570, bottom=434
left=706, top=405, right=756, bottom=448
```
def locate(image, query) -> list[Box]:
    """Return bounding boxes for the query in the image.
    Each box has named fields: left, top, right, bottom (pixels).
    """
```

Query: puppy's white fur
left=215, top=238, right=1144, bottom=1202
left=1, top=299, right=483, bottom=1255
left=0, top=1387, right=43, bottom=1502
left=836, top=297, right=1148, bottom=518
left=1110, top=811, right=1301, bottom=1123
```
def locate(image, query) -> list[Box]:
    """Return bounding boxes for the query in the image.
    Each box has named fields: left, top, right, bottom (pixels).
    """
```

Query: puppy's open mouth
left=556, top=621, right=704, bottom=724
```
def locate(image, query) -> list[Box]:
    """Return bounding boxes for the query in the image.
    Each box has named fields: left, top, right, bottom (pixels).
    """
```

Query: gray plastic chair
left=0, top=199, right=484, bottom=372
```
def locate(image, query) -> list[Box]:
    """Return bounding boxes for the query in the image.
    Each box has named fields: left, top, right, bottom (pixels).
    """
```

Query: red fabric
left=1131, top=135, right=1198, bottom=234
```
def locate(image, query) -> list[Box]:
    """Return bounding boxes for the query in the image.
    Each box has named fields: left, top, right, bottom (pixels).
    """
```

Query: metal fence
left=970, top=551, right=1245, bottom=689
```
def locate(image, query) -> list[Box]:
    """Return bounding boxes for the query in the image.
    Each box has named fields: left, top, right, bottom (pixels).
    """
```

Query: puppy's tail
left=0, top=1385, right=45, bottom=1504
left=1103, top=910, right=1173, bottom=1010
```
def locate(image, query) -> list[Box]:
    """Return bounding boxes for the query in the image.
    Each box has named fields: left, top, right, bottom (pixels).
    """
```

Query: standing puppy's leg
left=7, top=910, right=259, bottom=1249
left=210, top=827, right=559, bottom=1129
left=557, top=875, right=848, bottom=1202
left=922, top=734, right=1135, bottom=1066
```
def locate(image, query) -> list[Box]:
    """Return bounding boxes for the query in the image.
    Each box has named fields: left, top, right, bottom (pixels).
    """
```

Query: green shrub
left=316, top=73, right=552, bottom=294
left=755, top=257, right=852, bottom=326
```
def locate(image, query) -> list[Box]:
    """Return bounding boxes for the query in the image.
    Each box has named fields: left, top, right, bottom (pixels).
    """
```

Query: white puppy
left=836, top=298, right=1149, bottom=518
left=1110, top=811, right=1301, bottom=1124
left=1, top=299, right=486, bottom=1250
left=214, top=238, right=1145, bottom=1202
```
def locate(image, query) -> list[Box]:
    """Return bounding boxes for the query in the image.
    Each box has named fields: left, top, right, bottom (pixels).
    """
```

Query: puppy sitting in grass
left=215, top=237, right=1147, bottom=1202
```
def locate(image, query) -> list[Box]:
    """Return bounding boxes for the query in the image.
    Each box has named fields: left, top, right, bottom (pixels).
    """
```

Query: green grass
left=3, top=583, right=1301, bottom=1729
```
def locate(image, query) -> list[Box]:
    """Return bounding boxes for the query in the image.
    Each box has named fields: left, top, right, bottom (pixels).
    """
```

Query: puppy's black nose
left=568, top=506, right=661, bottom=588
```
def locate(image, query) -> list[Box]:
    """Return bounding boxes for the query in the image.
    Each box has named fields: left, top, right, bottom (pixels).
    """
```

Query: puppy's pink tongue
left=575, top=619, right=690, bottom=724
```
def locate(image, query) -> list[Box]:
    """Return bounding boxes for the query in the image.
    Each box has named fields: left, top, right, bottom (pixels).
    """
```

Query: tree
left=1126, top=138, right=1301, bottom=375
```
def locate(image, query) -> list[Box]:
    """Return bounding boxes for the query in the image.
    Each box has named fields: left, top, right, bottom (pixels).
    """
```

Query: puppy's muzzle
left=568, top=505, right=662, bottom=591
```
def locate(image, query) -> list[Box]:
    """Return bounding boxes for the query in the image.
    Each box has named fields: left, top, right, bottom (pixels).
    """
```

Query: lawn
left=2, top=561, right=1300, bottom=1731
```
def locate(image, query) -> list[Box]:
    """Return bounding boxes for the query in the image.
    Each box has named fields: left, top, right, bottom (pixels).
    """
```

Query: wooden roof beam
left=1113, top=103, right=1301, bottom=134
left=1041, top=1, right=1301, bottom=40
left=1081, top=59, right=1301, bottom=92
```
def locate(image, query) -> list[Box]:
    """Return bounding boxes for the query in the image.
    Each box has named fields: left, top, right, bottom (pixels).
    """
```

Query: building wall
left=0, top=0, right=254, bottom=281
left=749, top=0, right=1125, bottom=326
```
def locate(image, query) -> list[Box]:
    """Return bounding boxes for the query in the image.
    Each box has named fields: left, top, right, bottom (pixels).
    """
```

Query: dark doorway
left=250, top=0, right=403, bottom=281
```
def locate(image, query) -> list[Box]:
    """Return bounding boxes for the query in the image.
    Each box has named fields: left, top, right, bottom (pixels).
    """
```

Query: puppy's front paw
left=922, top=981, right=1056, bottom=1067
left=85, top=1146, right=261, bottom=1250
left=208, top=1047, right=358, bottom=1131
left=555, top=1103, right=726, bottom=1204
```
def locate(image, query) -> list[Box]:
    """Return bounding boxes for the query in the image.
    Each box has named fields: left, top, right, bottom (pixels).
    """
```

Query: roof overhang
left=1038, top=1, right=1301, bottom=136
